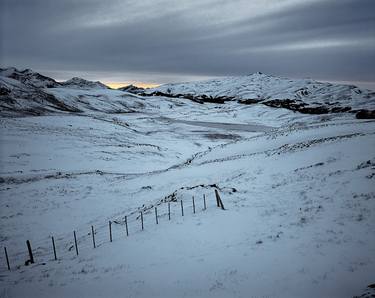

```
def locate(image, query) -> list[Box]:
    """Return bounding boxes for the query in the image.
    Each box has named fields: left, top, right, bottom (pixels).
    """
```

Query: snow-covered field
left=0, top=70, right=375, bottom=297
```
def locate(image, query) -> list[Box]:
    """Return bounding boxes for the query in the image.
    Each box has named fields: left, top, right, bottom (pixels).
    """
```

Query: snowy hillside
left=0, top=67, right=59, bottom=88
left=0, top=68, right=374, bottom=298
left=0, top=68, right=139, bottom=116
left=146, top=73, right=375, bottom=118
left=0, top=76, right=81, bottom=116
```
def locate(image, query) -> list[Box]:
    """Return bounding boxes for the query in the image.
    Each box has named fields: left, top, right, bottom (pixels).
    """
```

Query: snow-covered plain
left=0, top=71, right=375, bottom=298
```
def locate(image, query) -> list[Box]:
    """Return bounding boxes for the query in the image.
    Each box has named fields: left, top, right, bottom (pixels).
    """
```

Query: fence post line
left=109, top=221, right=113, bottom=242
left=4, top=247, right=10, bottom=271
left=192, top=196, right=196, bottom=214
left=51, top=236, right=57, bottom=260
left=91, top=226, right=96, bottom=248
left=26, top=240, right=34, bottom=264
left=73, top=231, right=79, bottom=256
left=141, top=211, right=144, bottom=230
left=168, top=202, right=171, bottom=220
left=203, top=194, right=207, bottom=210
left=181, top=200, right=184, bottom=216
left=155, top=207, right=158, bottom=224
left=125, top=216, right=129, bottom=237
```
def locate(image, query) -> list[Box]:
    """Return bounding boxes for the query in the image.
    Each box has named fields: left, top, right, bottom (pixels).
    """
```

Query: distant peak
left=62, top=77, right=109, bottom=89
left=246, top=72, right=271, bottom=78
left=66, top=77, right=91, bottom=82
left=0, top=66, right=59, bottom=88
left=20, top=68, right=34, bottom=74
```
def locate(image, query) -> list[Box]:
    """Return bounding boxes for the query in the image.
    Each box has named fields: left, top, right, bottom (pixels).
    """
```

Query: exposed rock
left=355, top=109, right=375, bottom=119
left=118, top=84, right=145, bottom=94
left=299, top=106, right=329, bottom=114
left=263, top=99, right=307, bottom=111
left=237, top=98, right=264, bottom=104
left=140, top=90, right=233, bottom=104
left=331, top=106, right=351, bottom=113
left=0, top=86, right=11, bottom=95
left=263, top=99, right=354, bottom=115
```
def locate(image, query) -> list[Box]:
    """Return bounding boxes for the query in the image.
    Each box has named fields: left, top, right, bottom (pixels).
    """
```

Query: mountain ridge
left=60, top=77, right=110, bottom=89
left=143, top=73, right=375, bottom=118
left=1, top=67, right=374, bottom=118
left=0, top=67, right=110, bottom=90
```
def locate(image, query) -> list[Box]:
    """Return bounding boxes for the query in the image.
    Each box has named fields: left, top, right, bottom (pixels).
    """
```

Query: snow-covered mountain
left=0, top=68, right=132, bottom=116
left=1, top=67, right=374, bottom=118
left=0, top=67, right=110, bottom=90
left=0, top=67, right=59, bottom=88
left=0, top=75, right=80, bottom=116
left=60, top=77, right=110, bottom=89
left=146, top=72, right=375, bottom=118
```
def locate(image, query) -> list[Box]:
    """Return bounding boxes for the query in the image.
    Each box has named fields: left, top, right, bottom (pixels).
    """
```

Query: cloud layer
left=1, top=0, right=374, bottom=84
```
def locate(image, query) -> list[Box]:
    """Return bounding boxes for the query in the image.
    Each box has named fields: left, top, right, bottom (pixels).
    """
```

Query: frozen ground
left=0, top=73, right=375, bottom=297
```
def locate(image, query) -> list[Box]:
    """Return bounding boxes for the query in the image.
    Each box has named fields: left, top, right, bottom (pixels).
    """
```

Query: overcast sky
left=1, top=0, right=374, bottom=87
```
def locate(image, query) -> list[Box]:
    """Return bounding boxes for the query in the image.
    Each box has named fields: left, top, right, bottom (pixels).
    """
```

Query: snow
left=60, top=77, right=109, bottom=90
left=0, top=67, right=59, bottom=88
left=148, top=73, right=375, bottom=111
left=0, top=70, right=375, bottom=297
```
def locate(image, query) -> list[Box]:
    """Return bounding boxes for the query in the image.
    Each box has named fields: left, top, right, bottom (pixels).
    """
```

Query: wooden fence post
left=26, top=240, right=34, bottom=264
left=155, top=207, right=158, bottom=224
left=109, top=221, right=113, bottom=242
left=73, top=231, right=79, bottom=256
left=192, top=196, right=196, bottom=214
left=215, top=189, right=225, bottom=210
left=180, top=200, right=184, bottom=216
left=91, top=226, right=96, bottom=248
left=141, top=211, right=144, bottom=230
left=215, top=189, right=220, bottom=207
left=125, top=216, right=129, bottom=237
left=4, top=247, right=10, bottom=271
left=168, top=203, right=171, bottom=220
left=51, top=236, right=57, bottom=260
left=203, top=194, right=207, bottom=210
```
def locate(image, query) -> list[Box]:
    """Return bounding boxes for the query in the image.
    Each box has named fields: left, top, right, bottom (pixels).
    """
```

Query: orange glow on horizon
left=104, top=82, right=160, bottom=89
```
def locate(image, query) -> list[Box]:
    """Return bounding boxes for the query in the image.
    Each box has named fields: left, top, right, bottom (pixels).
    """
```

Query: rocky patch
left=355, top=109, right=375, bottom=119
left=139, top=90, right=234, bottom=104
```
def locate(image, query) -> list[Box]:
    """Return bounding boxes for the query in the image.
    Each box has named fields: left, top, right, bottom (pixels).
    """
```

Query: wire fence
left=1, top=190, right=225, bottom=274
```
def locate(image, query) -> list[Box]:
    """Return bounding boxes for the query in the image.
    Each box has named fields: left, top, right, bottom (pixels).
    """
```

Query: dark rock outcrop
left=355, top=109, right=375, bottom=119
left=263, top=99, right=306, bottom=111
left=140, top=90, right=234, bottom=104
left=263, top=99, right=354, bottom=115
left=237, top=98, right=264, bottom=104
left=118, top=85, right=145, bottom=94
left=0, top=86, right=11, bottom=96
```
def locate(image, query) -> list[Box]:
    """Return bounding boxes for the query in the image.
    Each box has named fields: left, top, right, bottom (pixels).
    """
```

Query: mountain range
left=0, top=67, right=374, bottom=119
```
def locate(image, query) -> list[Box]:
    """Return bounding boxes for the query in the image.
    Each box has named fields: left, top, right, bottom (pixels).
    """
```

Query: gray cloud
left=0, top=0, right=374, bottom=84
